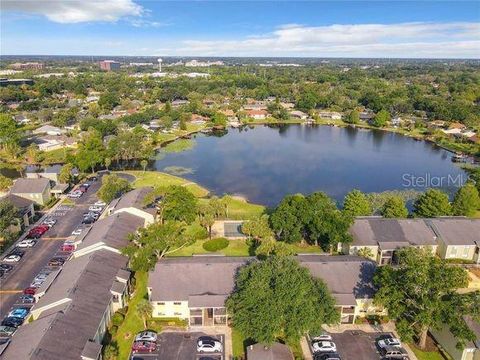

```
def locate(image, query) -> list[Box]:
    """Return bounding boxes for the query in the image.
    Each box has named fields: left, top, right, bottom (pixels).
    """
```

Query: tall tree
left=0, top=175, right=13, bottom=192
left=345, top=109, right=360, bottom=124
left=374, top=248, right=469, bottom=349
left=0, top=114, right=19, bottom=150
left=59, top=163, right=74, bottom=184
left=372, top=109, right=390, bottom=127
left=270, top=194, right=308, bottom=243
left=413, top=189, right=452, bottom=217
left=227, top=257, right=339, bottom=344
left=343, top=189, right=373, bottom=216
left=76, top=131, right=105, bottom=173
left=136, top=299, right=153, bottom=329
left=381, top=195, right=408, bottom=218
left=162, top=186, right=197, bottom=224
left=452, top=183, right=480, bottom=217
left=97, top=174, right=131, bottom=203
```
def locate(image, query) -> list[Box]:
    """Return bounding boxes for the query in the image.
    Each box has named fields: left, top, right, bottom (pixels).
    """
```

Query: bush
left=109, top=325, right=118, bottom=337
left=111, top=312, right=125, bottom=327
left=202, top=238, right=229, bottom=252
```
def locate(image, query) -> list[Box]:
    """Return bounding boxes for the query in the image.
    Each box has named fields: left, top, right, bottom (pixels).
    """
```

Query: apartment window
left=174, top=312, right=182, bottom=316
left=463, top=247, right=469, bottom=258
left=173, top=302, right=182, bottom=305
left=450, top=246, right=457, bottom=257
left=157, top=312, right=165, bottom=316
left=112, top=295, right=119, bottom=303
left=157, top=302, right=165, bottom=305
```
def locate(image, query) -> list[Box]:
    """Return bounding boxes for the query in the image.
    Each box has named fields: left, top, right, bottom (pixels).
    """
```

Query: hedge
left=203, top=238, right=229, bottom=252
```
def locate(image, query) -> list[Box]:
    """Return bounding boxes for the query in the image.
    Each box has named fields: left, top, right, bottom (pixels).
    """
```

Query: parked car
left=8, top=307, right=29, bottom=319
left=1, top=317, right=23, bottom=328
left=94, top=200, right=106, bottom=207
left=197, top=337, right=223, bottom=353
left=0, top=325, right=16, bottom=337
left=0, top=338, right=10, bottom=356
left=311, top=334, right=333, bottom=342
left=71, top=228, right=83, bottom=236
left=312, top=341, right=337, bottom=353
left=48, top=257, right=66, bottom=267
left=380, top=346, right=409, bottom=359
left=314, top=353, right=342, bottom=360
left=19, top=295, right=35, bottom=304
left=87, top=176, right=98, bottom=182
left=88, top=205, right=103, bottom=212
left=135, top=331, right=157, bottom=342
left=61, top=243, right=75, bottom=252
left=30, top=280, right=45, bottom=288
left=8, top=248, right=25, bottom=257
left=17, top=239, right=37, bottom=248
left=23, top=287, right=37, bottom=295
left=131, top=341, right=156, bottom=353
left=68, top=190, right=82, bottom=198
left=3, top=255, right=21, bottom=263
left=0, top=264, right=13, bottom=272
left=378, top=336, right=402, bottom=349
left=82, top=217, right=96, bottom=225
left=42, top=218, right=57, bottom=227
left=83, top=211, right=99, bottom=219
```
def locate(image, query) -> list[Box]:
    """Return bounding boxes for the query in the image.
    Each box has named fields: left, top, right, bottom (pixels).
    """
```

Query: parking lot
left=130, top=332, right=225, bottom=360
left=0, top=176, right=104, bottom=319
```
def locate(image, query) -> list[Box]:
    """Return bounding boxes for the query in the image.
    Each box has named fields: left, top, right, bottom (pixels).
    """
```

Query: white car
left=311, top=334, right=333, bottom=342
left=378, top=337, right=401, bottom=349
left=68, top=190, right=82, bottom=198
left=17, top=239, right=37, bottom=248
left=135, top=331, right=157, bottom=342
left=94, top=201, right=106, bottom=207
left=3, top=255, right=21, bottom=263
left=197, top=337, right=223, bottom=353
left=312, top=341, right=337, bottom=353
left=88, top=205, right=103, bottom=212
left=42, top=219, right=57, bottom=227
left=71, top=228, right=83, bottom=236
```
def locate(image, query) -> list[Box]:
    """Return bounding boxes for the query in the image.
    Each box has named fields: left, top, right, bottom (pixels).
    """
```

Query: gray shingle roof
left=113, top=186, right=155, bottom=215
left=11, top=178, right=50, bottom=194
left=349, top=218, right=437, bottom=248
left=247, top=342, right=294, bottom=360
left=1, top=194, right=34, bottom=209
left=427, top=218, right=480, bottom=246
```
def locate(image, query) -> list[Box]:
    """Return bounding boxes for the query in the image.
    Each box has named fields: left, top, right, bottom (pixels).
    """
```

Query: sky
left=1, top=0, right=479, bottom=58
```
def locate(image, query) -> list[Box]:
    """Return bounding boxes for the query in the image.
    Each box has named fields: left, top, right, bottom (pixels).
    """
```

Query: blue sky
left=1, top=1, right=479, bottom=57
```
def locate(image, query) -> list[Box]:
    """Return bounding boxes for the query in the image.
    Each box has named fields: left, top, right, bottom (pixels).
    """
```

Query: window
left=157, top=312, right=165, bottom=316
left=462, top=247, right=469, bottom=258
left=173, top=302, right=182, bottom=305
left=112, top=295, right=119, bottom=302
left=157, top=302, right=165, bottom=305
left=450, top=246, right=457, bottom=257
left=174, top=312, right=182, bottom=316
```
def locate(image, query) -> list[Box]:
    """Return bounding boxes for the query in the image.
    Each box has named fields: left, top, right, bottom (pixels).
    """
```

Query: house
left=41, top=165, right=62, bottom=183
left=14, top=114, right=30, bottom=124
left=244, top=101, right=268, bottom=111
left=171, top=99, right=189, bottom=108
left=345, top=217, right=438, bottom=265
left=25, top=165, right=41, bottom=179
left=428, top=218, right=480, bottom=263
left=106, top=187, right=157, bottom=226
left=0, top=194, right=35, bottom=231
left=246, top=109, right=269, bottom=120
left=318, top=111, right=343, bottom=120
left=147, top=255, right=380, bottom=326
left=10, top=178, right=51, bottom=205
left=280, top=102, right=295, bottom=110
left=33, top=125, right=64, bottom=136
left=289, top=110, right=308, bottom=120
left=428, top=120, right=447, bottom=129
left=431, top=316, right=479, bottom=360
left=359, top=111, right=375, bottom=122
left=391, top=116, right=402, bottom=126
left=247, top=342, right=294, bottom=360
left=191, top=114, right=209, bottom=125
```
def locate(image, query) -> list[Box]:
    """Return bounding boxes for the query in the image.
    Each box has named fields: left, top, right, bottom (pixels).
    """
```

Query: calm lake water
left=153, top=125, right=467, bottom=206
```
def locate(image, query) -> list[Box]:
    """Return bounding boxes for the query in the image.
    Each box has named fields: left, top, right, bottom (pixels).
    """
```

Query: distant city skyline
left=1, top=0, right=479, bottom=58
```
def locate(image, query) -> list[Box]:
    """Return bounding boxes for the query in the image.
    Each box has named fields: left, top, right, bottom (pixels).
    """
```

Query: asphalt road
left=0, top=177, right=103, bottom=320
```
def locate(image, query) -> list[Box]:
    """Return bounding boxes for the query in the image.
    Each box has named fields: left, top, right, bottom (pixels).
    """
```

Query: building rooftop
left=11, top=178, right=50, bottom=194
left=427, top=218, right=480, bottom=246
left=1, top=194, right=34, bottom=209
left=111, top=186, right=156, bottom=215
left=349, top=218, right=437, bottom=248
left=43, top=164, right=62, bottom=174
left=247, top=342, right=294, bottom=360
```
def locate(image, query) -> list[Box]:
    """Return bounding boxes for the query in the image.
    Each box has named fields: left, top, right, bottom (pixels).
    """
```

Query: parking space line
left=0, top=290, right=23, bottom=294
left=41, top=237, right=69, bottom=241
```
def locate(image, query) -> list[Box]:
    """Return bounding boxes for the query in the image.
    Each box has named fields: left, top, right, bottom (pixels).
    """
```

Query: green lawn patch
left=411, top=345, right=447, bottom=360
left=112, top=271, right=149, bottom=360
left=203, top=237, right=229, bottom=251
left=169, top=238, right=251, bottom=257
left=217, top=195, right=266, bottom=220
left=123, top=170, right=209, bottom=198
left=162, top=138, right=196, bottom=153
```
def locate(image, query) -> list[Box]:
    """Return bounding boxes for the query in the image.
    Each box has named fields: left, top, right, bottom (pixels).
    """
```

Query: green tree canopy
left=343, top=189, right=373, bottom=216
left=0, top=175, right=13, bottom=191
left=97, top=174, right=131, bottom=203
left=227, top=257, right=339, bottom=344
left=345, top=109, right=360, bottom=124
left=59, top=163, right=74, bottom=184
left=452, top=183, right=480, bottom=217
left=0, top=113, right=19, bottom=150
left=413, top=188, right=452, bottom=217
left=162, top=185, right=198, bottom=224
left=374, top=248, right=470, bottom=349
left=76, top=131, right=106, bottom=173
left=270, top=194, right=310, bottom=244
left=381, top=195, right=408, bottom=218
left=371, top=109, right=390, bottom=127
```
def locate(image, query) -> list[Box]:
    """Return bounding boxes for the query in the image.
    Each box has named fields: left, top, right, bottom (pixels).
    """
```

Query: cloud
left=2, top=0, right=143, bottom=23
left=168, top=22, right=480, bottom=58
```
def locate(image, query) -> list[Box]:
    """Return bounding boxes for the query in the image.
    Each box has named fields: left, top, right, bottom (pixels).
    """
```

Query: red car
left=61, top=244, right=75, bottom=252
left=131, top=341, right=156, bottom=353
left=28, top=225, right=49, bottom=238
left=23, top=287, right=37, bottom=295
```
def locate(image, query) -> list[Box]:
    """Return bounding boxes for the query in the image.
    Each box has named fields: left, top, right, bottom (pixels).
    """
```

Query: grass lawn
left=222, top=196, right=266, bottom=220
left=169, top=238, right=252, bottom=257
left=123, top=170, right=209, bottom=198
left=410, top=345, right=447, bottom=360
left=231, top=327, right=255, bottom=360
left=113, top=271, right=148, bottom=360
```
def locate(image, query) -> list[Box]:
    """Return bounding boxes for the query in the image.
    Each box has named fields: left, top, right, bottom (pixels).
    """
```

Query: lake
left=153, top=125, right=467, bottom=206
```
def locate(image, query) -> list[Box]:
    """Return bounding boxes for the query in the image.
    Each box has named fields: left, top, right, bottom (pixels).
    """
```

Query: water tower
left=157, top=58, right=162, bottom=72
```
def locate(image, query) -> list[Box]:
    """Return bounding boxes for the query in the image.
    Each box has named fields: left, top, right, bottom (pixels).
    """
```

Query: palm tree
left=136, top=299, right=152, bottom=329
left=140, top=159, right=148, bottom=174
left=105, top=157, right=111, bottom=171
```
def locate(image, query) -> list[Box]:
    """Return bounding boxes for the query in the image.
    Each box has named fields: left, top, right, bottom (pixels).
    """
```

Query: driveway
left=0, top=175, right=104, bottom=319
left=329, top=331, right=387, bottom=360
left=130, top=332, right=225, bottom=360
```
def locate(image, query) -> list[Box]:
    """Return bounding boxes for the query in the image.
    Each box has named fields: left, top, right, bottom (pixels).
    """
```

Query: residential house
left=147, top=255, right=380, bottom=326
left=25, top=165, right=41, bottom=179
left=10, top=178, right=51, bottom=205
left=280, top=102, right=295, bottom=110
left=391, top=116, right=402, bottom=126
left=428, top=218, right=480, bottom=263
left=359, top=111, right=375, bottom=122
left=0, top=194, right=35, bottom=231
left=431, top=316, right=479, bottom=360
left=33, top=125, right=64, bottom=136
left=171, top=99, right=189, bottom=108
left=14, top=114, right=30, bottom=124
left=345, top=217, right=438, bottom=265
left=289, top=110, right=308, bottom=120
left=106, top=187, right=156, bottom=226
left=318, top=111, right=343, bottom=120
left=191, top=114, right=209, bottom=125
left=41, top=165, right=62, bottom=183
left=244, top=101, right=268, bottom=111
left=247, top=343, right=294, bottom=360
left=220, top=109, right=237, bottom=121
left=246, top=109, right=269, bottom=120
